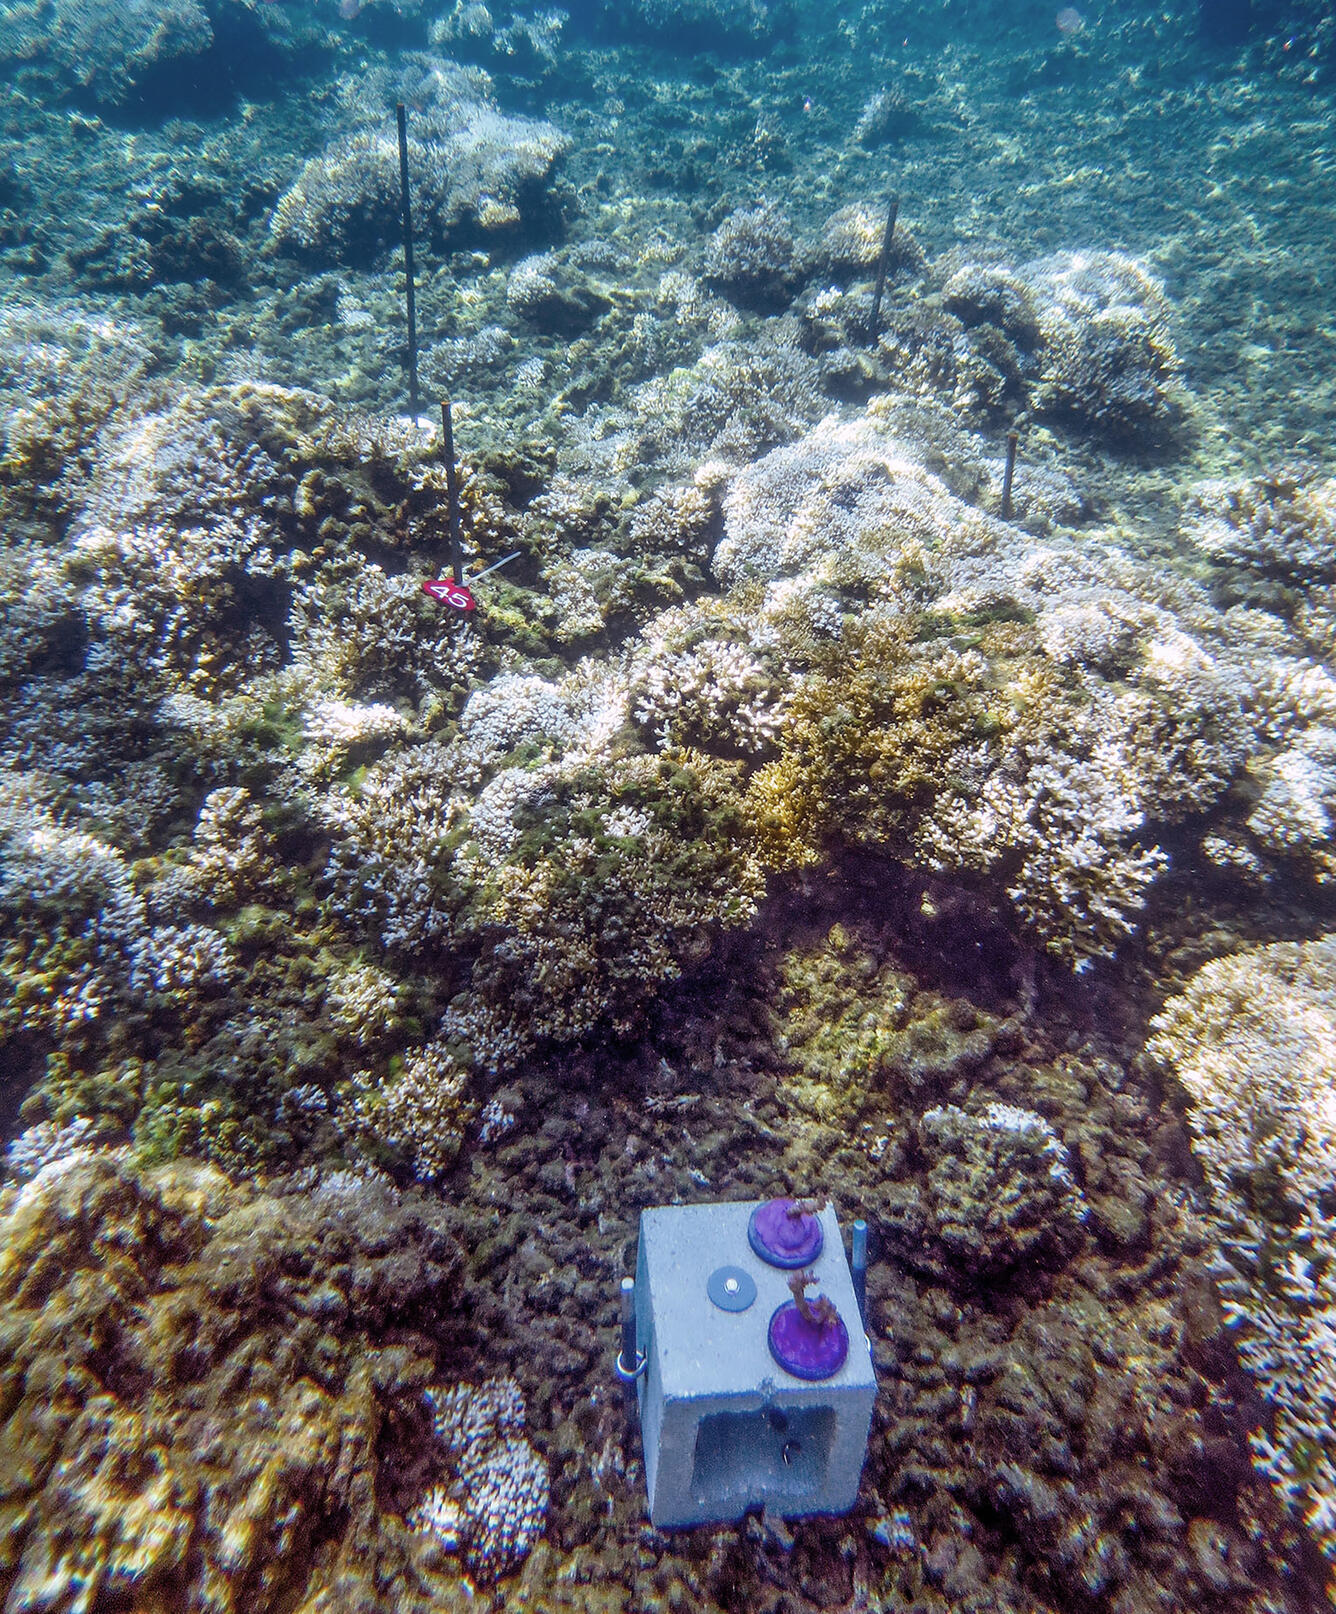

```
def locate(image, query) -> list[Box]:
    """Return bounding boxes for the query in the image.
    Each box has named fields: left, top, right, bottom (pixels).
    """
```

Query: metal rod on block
left=395, top=102, right=420, bottom=420
left=851, top=1218, right=868, bottom=1329
left=615, top=1276, right=645, bottom=1417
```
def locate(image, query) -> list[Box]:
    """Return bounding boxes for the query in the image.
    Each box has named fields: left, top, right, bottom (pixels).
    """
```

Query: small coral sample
left=351, top=1038, right=477, bottom=1179
left=411, top=1377, right=548, bottom=1578
left=1147, top=938, right=1336, bottom=1566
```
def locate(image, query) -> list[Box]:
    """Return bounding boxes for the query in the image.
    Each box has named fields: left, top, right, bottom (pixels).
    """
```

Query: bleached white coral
left=456, top=673, right=585, bottom=771
left=459, top=763, right=559, bottom=865
left=540, top=548, right=635, bottom=643
left=354, top=1039, right=476, bottom=1179
left=1246, top=728, right=1336, bottom=859
left=126, top=923, right=233, bottom=996
left=299, top=698, right=409, bottom=779
left=1186, top=471, right=1336, bottom=582
left=632, top=636, right=785, bottom=754
left=3, top=1117, right=100, bottom=1184
left=319, top=740, right=468, bottom=950
left=716, top=409, right=992, bottom=592
left=414, top=1378, right=548, bottom=1579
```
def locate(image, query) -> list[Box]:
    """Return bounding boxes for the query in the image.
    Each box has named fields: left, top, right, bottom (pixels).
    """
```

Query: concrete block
left=633, top=1199, right=875, bottom=1529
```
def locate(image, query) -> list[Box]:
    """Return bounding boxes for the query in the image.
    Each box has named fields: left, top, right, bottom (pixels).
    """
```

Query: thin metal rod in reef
left=1000, top=429, right=1019, bottom=520
left=868, top=193, right=899, bottom=343
left=441, top=400, right=464, bottom=586
left=396, top=102, right=421, bottom=419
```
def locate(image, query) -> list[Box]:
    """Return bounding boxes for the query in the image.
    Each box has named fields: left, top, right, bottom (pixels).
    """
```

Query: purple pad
left=768, top=1300, right=850, bottom=1381
left=748, top=1198, right=824, bottom=1269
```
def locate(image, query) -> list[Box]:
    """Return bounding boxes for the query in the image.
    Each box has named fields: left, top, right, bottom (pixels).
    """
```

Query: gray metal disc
left=707, top=1265, right=757, bottom=1312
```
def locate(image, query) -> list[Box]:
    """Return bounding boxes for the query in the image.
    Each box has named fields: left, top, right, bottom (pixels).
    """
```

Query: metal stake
left=395, top=102, right=420, bottom=419
left=869, top=193, right=900, bottom=342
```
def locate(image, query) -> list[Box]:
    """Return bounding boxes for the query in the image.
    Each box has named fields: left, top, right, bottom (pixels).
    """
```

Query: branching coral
left=0, top=784, right=231, bottom=1047
left=0, top=305, right=152, bottom=521
left=290, top=563, right=484, bottom=705
left=462, top=750, right=764, bottom=1061
left=1147, top=938, right=1336, bottom=1568
left=631, top=630, right=785, bottom=755
left=270, top=61, right=569, bottom=263
left=411, top=1378, right=548, bottom=1579
left=704, top=203, right=797, bottom=312
left=69, top=391, right=294, bottom=697
left=1186, top=469, right=1336, bottom=583
left=349, top=1038, right=476, bottom=1179
left=318, top=654, right=763, bottom=1073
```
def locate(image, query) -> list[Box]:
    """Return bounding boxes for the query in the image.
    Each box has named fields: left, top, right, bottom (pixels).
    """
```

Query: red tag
left=422, top=579, right=477, bottom=612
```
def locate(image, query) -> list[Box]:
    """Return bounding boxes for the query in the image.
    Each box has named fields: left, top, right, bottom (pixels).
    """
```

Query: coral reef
left=270, top=61, right=569, bottom=264
left=351, top=1038, right=477, bottom=1179
left=0, top=0, right=212, bottom=105
left=3, top=9, right=1336, bottom=1604
left=0, top=305, right=153, bottom=525
left=1025, top=252, right=1183, bottom=440
left=704, top=202, right=798, bottom=312
left=0, top=1150, right=466, bottom=1613
left=1187, top=467, right=1336, bottom=585
left=411, top=1377, right=548, bottom=1578
left=587, top=0, right=786, bottom=43
left=714, top=400, right=1270, bottom=961
left=1148, top=938, right=1336, bottom=1569
left=316, top=653, right=764, bottom=1080
left=627, top=335, right=826, bottom=470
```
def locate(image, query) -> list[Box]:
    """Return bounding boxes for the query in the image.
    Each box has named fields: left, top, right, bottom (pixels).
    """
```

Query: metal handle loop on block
left=614, top=1348, right=647, bottom=1383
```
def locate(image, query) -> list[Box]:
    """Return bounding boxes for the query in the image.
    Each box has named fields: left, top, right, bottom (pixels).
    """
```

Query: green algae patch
left=773, top=922, right=1003, bottom=1127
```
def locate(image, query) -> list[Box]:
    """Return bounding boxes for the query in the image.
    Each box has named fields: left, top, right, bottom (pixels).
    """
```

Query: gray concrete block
left=633, top=1199, right=875, bottom=1529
